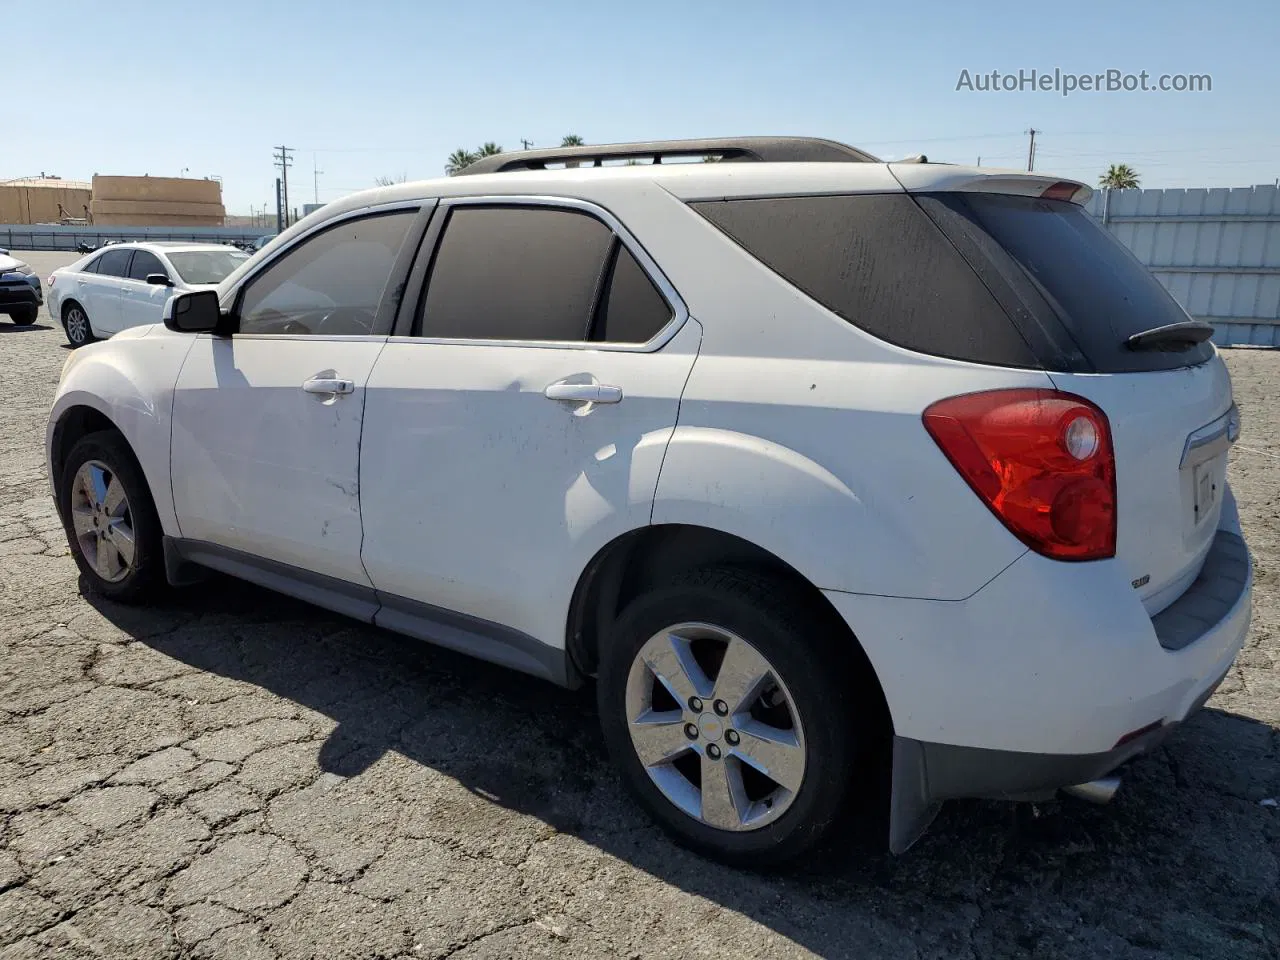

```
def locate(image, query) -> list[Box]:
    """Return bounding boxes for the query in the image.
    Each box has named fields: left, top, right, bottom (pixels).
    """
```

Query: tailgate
left=1051, top=359, right=1235, bottom=614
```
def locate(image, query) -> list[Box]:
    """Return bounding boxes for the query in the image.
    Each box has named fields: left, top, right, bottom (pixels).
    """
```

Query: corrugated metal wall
left=1085, top=185, right=1280, bottom=347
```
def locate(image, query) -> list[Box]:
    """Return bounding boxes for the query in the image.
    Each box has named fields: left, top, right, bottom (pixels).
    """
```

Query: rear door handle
left=303, top=377, right=355, bottom=396
left=544, top=381, right=623, bottom=404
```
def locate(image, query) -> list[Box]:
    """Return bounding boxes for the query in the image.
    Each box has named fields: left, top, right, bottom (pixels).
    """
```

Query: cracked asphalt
left=1, top=251, right=1277, bottom=959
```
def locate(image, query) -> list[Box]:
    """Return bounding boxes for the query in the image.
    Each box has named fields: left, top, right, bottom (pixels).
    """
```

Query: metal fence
left=0, top=223, right=268, bottom=252
left=1085, top=185, right=1280, bottom=347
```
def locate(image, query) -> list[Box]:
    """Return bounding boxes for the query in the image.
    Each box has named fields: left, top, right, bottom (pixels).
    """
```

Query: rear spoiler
left=889, top=165, right=1093, bottom=205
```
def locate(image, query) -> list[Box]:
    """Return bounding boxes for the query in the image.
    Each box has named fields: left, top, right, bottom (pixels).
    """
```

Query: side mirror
left=164, top=289, right=222, bottom=333
left=145, top=273, right=174, bottom=287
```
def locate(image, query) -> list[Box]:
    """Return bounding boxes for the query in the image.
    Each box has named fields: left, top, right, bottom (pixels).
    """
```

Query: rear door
left=84, top=247, right=131, bottom=334
left=359, top=199, right=699, bottom=653
left=916, top=192, right=1233, bottom=613
left=119, top=248, right=172, bottom=330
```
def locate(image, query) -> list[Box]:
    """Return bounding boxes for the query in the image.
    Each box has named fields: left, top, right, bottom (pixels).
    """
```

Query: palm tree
left=561, top=134, right=584, bottom=146
left=445, top=149, right=477, bottom=176
left=475, top=142, right=504, bottom=157
left=1098, top=164, right=1140, bottom=190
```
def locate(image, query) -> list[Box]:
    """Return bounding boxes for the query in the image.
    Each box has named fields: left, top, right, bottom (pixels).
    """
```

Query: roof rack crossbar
left=456, top=137, right=880, bottom=176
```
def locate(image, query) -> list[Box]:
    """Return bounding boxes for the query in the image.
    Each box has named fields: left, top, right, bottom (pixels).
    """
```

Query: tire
left=59, top=430, right=165, bottom=603
left=598, top=567, right=873, bottom=868
left=7, top=305, right=37, bottom=325
left=63, top=302, right=95, bottom=348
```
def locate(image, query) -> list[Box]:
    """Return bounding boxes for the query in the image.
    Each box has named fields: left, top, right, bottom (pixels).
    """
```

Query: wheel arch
left=566, top=523, right=890, bottom=720
left=50, top=404, right=123, bottom=508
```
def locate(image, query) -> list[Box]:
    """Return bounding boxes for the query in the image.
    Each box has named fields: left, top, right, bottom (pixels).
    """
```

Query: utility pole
left=273, top=146, right=294, bottom=227
left=312, top=154, right=323, bottom=204
left=976, top=155, right=982, bottom=167
left=1025, top=128, right=1038, bottom=172
left=520, top=139, right=534, bottom=150
left=275, top=177, right=283, bottom=233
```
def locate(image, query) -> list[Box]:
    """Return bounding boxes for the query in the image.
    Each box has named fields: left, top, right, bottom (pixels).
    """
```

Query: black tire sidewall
left=9, top=306, right=38, bottom=325
left=598, top=571, right=859, bottom=867
left=59, top=431, right=163, bottom=602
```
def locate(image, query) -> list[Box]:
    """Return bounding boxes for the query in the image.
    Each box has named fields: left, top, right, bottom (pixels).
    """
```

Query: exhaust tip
left=1061, top=775, right=1121, bottom=805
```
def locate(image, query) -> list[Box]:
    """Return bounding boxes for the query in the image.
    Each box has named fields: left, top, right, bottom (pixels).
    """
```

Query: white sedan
left=47, top=242, right=250, bottom=347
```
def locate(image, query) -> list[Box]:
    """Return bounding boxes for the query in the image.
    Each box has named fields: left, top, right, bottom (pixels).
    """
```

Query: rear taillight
left=923, top=389, right=1116, bottom=561
left=47, top=275, right=55, bottom=286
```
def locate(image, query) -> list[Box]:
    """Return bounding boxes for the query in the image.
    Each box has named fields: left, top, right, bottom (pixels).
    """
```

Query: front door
left=118, top=248, right=173, bottom=331
left=360, top=201, right=699, bottom=651
left=169, top=206, right=425, bottom=598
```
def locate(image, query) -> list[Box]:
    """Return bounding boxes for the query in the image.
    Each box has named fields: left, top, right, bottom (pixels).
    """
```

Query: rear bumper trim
left=888, top=663, right=1232, bottom=854
left=1152, top=529, right=1249, bottom=651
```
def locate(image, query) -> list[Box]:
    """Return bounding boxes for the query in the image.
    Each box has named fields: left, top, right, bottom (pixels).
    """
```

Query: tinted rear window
left=692, top=194, right=1038, bottom=367
left=917, top=193, right=1213, bottom=372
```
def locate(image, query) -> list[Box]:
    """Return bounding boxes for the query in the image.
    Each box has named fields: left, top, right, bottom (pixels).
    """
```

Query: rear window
left=916, top=193, right=1214, bottom=373
left=692, top=194, right=1038, bottom=368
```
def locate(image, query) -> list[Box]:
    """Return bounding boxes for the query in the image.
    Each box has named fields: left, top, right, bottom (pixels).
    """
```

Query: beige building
left=0, top=178, right=92, bottom=224
left=90, top=175, right=226, bottom=226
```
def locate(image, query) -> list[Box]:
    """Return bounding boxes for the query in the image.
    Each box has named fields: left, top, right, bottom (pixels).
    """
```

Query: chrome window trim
left=400, top=194, right=689, bottom=354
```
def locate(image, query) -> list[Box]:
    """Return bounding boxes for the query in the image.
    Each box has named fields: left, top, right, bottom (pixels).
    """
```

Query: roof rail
left=455, top=137, right=881, bottom=176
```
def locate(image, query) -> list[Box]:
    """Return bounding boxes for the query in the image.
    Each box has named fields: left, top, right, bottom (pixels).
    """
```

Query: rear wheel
left=7, top=305, right=37, bottom=325
left=59, top=431, right=165, bottom=603
left=598, top=567, right=870, bottom=867
left=63, top=302, right=94, bottom=347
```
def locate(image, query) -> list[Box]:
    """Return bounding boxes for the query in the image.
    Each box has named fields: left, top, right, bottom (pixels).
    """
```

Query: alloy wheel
left=66, top=307, right=88, bottom=344
left=70, top=459, right=136, bottom=583
left=625, top=622, right=807, bottom=831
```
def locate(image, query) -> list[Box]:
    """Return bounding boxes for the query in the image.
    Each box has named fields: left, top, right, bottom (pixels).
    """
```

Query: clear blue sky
left=10, top=0, right=1278, bottom=213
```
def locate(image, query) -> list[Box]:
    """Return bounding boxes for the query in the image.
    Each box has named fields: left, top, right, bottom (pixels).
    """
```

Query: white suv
left=46, top=138, right=1252, bottom=866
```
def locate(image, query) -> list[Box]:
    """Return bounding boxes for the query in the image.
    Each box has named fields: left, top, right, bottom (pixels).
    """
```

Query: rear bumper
left=824, top=486, right=1252, bottom=852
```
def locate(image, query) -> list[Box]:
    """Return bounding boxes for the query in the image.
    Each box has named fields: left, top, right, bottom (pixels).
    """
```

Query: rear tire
left=59, top=431, right=165, bottom=604
left=7, top=305, right=37, bottom=325
left=598, top=567, right=872, bottom=868
left=63, top=302, right=95, bottom=348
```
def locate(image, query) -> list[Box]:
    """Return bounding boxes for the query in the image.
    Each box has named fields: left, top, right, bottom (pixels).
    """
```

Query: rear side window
left=591, top=245, right=673, bottom=343
left=96, top=249, right=134, bottom=278
left=692, top=195, right=1038, bottom=367
left=421, top=206, right=613, bottom=342
left=127, top=250, right=166, bottom=281
left=916, top=193, right=1214, bottom=372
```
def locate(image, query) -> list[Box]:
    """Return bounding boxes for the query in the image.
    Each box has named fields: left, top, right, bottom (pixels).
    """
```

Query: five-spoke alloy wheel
left=600, top=567, right=866, bottom=867
left=60, top=431, right=164, bottom=602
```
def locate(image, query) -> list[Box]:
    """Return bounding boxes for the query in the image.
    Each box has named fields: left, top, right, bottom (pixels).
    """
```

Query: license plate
left=1193, top=462, right=1217, bottom=522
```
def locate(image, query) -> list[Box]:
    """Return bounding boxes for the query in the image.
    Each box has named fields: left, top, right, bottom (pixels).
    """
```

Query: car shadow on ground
left=84, top=574, right=1280, bottom=958
left=0, top=323, right=52, bottom=333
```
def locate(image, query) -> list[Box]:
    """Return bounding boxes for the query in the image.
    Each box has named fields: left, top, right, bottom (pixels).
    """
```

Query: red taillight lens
left=1041, top=181, right=1082, bottom=202
left=923, top=389, right=1116, bottom=561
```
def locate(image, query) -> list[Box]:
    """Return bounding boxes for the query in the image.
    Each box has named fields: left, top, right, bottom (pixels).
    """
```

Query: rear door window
left=420, top=205, right=614, bottom=342
left=96, top=249, right=134, bottom=278
left=692, top=194, right=1039, bottom=368
left=916, top=193, right=1213, bottom=372
left=590, top=244, right=673, bottom=343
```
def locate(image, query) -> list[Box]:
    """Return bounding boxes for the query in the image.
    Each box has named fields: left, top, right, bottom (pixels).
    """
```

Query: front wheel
left=598, top=568, right=869, bottom=868
left=7, top=305, right=38, bottom=325
left=59, top=431, right=165, bottom=603
left=63, top=303, right=95, bottom=347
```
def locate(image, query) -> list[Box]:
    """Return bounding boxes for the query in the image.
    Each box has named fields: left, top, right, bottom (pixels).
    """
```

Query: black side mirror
left=145, top=273, right=174, bottom=287
left=164, top=289, right=222, bottom=333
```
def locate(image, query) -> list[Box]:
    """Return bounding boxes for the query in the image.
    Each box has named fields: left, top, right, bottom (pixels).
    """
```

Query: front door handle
left=544, top=381, right=623, bottom=404
left=303, top=377, right=355, bottom=396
